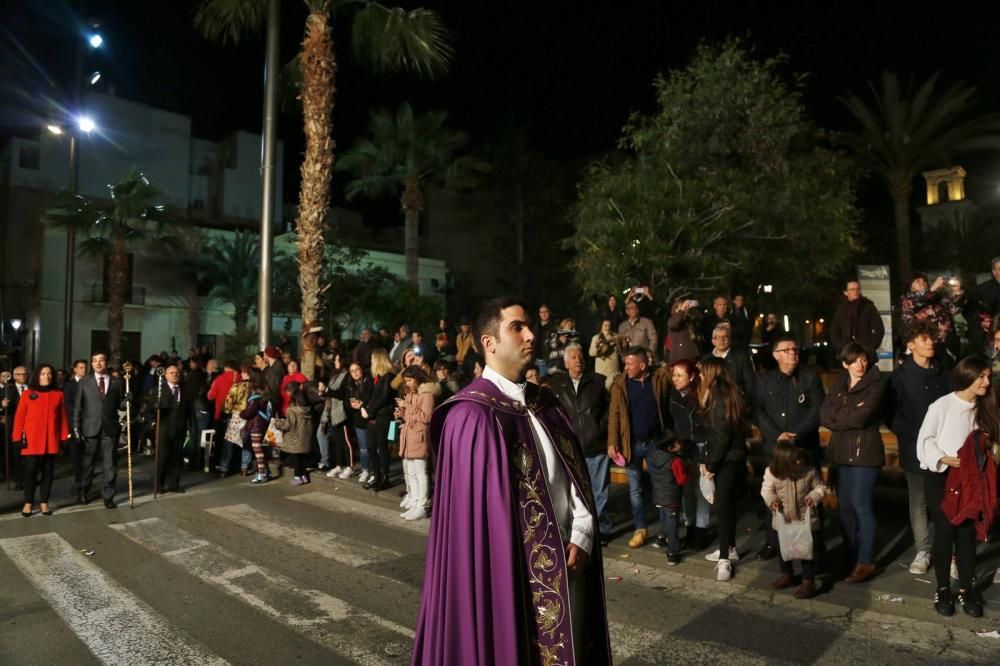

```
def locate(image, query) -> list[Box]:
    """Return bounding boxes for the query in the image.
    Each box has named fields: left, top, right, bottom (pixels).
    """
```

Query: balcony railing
left=86, top=283, right=147, bottom=305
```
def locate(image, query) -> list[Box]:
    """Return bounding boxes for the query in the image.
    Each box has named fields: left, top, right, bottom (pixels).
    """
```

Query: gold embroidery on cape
left=467, top=390, right=526, bottom=413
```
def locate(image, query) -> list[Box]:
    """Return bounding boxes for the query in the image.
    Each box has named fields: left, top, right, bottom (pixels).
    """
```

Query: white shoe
left=402, top=503, right=426, bottom=521
left=704, top=547, right=740, bottom=562
left=908, top=550, right=931, bottom=575
left=715, top=559, right=732, bottom=581
left=326, top=466, right=342, bottom=478
left=337, top=467, right=354, bottom=479
left=399, top=494, right=411, bottom=509
left=950, top=557, right=959, bottom=581
left=994, top=568, right=1000, bottom=584
left=358, top=470, right=370, bottom=484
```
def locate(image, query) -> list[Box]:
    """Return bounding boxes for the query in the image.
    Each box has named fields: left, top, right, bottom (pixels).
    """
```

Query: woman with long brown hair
left=12, top=364, right=69, bottom=516
left=697, top=357, right=746, bottom=581
left=917, top=356, right=999, bottom=618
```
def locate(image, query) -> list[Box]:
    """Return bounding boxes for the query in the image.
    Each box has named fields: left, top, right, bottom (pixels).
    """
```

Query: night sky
left=4, top=0, right=1000, bottom=224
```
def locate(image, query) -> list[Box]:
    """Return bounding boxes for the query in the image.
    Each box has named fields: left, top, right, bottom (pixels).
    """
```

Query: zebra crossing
left=1, top=485, right=995, bottom=665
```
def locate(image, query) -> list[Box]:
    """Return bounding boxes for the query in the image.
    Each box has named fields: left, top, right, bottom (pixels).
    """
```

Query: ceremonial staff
left=153, top=366, right=165, bottom=499
left=3, top=395, right=9, bottom=491
left=122, top=361, right=135, bottom=508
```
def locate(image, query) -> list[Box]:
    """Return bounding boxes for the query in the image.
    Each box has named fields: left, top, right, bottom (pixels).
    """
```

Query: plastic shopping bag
left=699, top=474, right=716, bottom=505
left=775, top=507, right=814, bottom=561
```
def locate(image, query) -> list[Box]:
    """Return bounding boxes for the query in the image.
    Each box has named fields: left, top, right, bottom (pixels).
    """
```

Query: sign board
left=857, top=264, right=894, bottom=371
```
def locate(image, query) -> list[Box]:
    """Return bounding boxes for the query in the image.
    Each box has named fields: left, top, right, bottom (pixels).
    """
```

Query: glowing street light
left=11, top=318, right=23, bottom=332
left=88, top=33, right=104, bottom=48
left=89, top=71, right=102, bottom=86
left=47, top=124, right=64, bottom=135
left=77, top=116, right=96, bottom=133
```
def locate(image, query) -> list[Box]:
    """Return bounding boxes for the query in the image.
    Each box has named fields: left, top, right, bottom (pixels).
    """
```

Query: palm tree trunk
left=106, top=239, right=127, bottom=366
left=892, top=183, right=913, bottom=285
left=234, top=305, right=250, bottom=334
left=295, top=8, right=336, bottom=380
left=402, top=178, right=425, bottom=287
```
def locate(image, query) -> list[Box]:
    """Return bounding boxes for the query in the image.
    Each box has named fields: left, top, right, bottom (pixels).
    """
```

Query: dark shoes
left=104, top=498, right=118, bottom=509
left=757, top=544, right=778, bottom=561
left=599, top=535, right=611, bottom=547
left=666, top=552, right=682, bottom=566
left=934, top=587, right=955, bottom=616
left=771, top=574, right=794, bottom=590
left=794, top=579, right=817, bottom=599
left=845, top=563, right=876, bottom=584
left=651, top=535, right=668, bottom=549
left=956, top=589, right=983, bottom=618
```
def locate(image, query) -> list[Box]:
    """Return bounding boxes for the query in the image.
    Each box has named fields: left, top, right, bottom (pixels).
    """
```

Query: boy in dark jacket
left=648, top=432, right=689, bottom=564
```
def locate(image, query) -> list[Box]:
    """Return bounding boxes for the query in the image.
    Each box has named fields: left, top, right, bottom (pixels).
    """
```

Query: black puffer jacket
left=703, top=393, right=747, bottom=473
left=648, top=448, right=684, bottom=508
left=888, top=357, right=952, bottom=473
left=549, top=371, right=608, bottom=457
left=821, top=366, right=887, bottom=467
left=668, top=387, right=704, bottom=445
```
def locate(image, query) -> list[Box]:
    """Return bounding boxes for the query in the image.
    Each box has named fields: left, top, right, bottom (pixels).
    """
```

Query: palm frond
left=194, top=0, right=268, bottom=44
left=351, top=3, right=453, bottom=79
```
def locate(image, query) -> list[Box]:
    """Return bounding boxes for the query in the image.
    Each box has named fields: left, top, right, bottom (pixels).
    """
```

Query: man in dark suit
left=1, top=366, right=29, bottom=489
left=72, top=352, right=126, bottom=508
left=152, top=364, right=193, bottom=493
left=703, top=323, right=756, bottom=411
left=63, top=359, right=88, bottom=497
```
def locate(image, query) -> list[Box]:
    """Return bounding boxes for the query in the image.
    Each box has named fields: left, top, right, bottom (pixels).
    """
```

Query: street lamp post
left=257, top=0, right=281, bottom=350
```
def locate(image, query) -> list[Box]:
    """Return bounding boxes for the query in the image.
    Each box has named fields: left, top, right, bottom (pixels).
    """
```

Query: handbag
left=264, top=420, right=284, bottom=448
left=699, top=474, right=715, bottom=505
left=775, top=506, right=814, bottom=561
left=224, top=415, right=247, bottom=447
left=387, top=419, right=401, bottom=443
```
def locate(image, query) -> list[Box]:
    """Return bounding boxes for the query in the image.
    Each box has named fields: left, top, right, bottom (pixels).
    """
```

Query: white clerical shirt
left=483, top=366, right=594, bottom=555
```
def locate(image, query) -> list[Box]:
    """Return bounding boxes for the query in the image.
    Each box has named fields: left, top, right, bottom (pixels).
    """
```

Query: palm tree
left=45, top=169, right=173, bottom=365
left=339, top=103, right=489, bottom=285
left=195, top=0, right=452, bottom=379
left=186, top=230, right=261, bottom=334
left=839, top=71, right=1000, bottom=282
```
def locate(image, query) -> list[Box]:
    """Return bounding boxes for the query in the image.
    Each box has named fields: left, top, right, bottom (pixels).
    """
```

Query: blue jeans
left=585, top=454, right=612, bottom=537
left=838, top=465, right=880, bottom=565
left=355, top=428, right=369, bottom=471
left=240, top=432, right=253, bottom=471
left=683, top=441, right=710, bottom=528
left=626, top=438, right=655, bottom=529
left=658, top=507, right=681, bottom=555
left=316, top=424, right=330, bottom=468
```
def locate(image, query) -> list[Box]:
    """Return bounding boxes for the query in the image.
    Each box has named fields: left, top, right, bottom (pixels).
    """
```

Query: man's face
left=844, top=281, right=861, bottom=301
left=73, top=362, right=87, bottom=378
left=12, top=367, right=28, bottom=385
left=206, top=359, right=219, bottom=374
left=538, top=306, right=551, bottom=324
left=772, top=340, right=800, bottom=374
left=713, top=297, right=728, bottom=318
left=460, top=323, right=470, bottom=334
left=412, top=332, right=422, bottom=345
left=712, top=329, right=731, bottom=353
left=625, top=302, right=639, bottom=319
left=483, top=305, right=535, bottom=378
left=564, top=348, right=584, bottom=377
left=608, top=296, right=617, bottom=309
left=91, top=355, right=107, bottom=374
left=908, top=334, right=936, bottom=360
left=361, top=329, right=371, bottom=343
left=254, top=354, right=267, bottom=369
left=164, top=366, right=180, bottom=383
left=733, top=295, right=744, bottom=309
left=623, top=353, right=647, bottom=379
left=992, top=261, right=1000, bottom=282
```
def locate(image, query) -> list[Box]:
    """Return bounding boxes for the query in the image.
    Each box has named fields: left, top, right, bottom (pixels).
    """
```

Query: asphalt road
left=1, top=459, right=999, bottom=665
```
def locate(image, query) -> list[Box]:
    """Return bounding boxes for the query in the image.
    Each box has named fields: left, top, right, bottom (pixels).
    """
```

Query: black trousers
left=3, top=437, right=23, bottom=484
left=158, top=434, right=185, bottom=491
left=714, top=461, right=744, bottom=555
left=22, top=454, right=56, bottom=504
left=81, top=432, right=118, bottom=501
left=330, top=423, right=351, bottom=468
left=70, top=436, right=85, bottom=490
left=288, top=452, right=307, bottom=477
left=925, top=471, right=977, bottom=590
left=367, top=415, right=392, bottom=481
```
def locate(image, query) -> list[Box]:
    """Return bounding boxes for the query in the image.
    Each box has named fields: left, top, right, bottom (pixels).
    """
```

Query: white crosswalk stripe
left=287, top=491, right=429, bottom=535
left=205, top=503, right=403, bottom=568
left=110, top=517, right=414, bottom=666
left=0, top=532, right=228, bottom=666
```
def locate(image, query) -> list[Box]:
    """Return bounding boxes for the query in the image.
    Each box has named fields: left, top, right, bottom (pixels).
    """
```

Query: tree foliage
left=567, top=40, right=861, bottom=310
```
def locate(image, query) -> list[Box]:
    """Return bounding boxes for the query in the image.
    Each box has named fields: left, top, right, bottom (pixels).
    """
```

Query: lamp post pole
left=257, top=0, right=280, bottom=350
left=63, top=133, right=78, bottom=370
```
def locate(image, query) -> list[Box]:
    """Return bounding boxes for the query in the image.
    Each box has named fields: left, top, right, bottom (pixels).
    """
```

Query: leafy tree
left=839, top=72, right=1000, bottom=283
left=195, top=0, right=452, bottom=378
left=45, top=169, right=174, bottom=365
left=339, top=103, right=490, bottom=286
left=185, top=230, right=261, bottom=334
left=567, top=40, right=861, bottom=311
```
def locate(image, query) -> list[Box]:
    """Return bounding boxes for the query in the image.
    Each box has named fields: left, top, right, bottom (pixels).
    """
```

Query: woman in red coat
left=12, top=364, right=69, bottom=516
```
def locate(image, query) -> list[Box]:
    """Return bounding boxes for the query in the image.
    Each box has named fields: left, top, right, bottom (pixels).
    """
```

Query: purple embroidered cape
left=412, top=377, right=612, bottom=665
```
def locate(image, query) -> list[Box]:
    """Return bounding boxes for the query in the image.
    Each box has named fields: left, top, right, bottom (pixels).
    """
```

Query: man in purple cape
left=413, top=297, right=612, bottom=665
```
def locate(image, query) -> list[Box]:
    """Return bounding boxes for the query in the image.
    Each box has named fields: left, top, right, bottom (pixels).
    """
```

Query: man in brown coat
left=607, top=346, right=673, bottom=548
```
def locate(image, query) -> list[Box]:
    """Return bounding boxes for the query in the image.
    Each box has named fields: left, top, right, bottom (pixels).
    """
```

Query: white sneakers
left=715, top=559, right=732, bottom=581
left=357, top=470, right=370, bottom=485
left=337, top=466, right=354, bottom=479
left=908, top=550, right=931, bottom=575
left=401, top=503, right=426, bottom=521
left=326, top=466, right=343, bottom=478
left=705, top=547, right=740, bottom=562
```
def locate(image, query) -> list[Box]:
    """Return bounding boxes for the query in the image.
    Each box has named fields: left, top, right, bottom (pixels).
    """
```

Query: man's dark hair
left=224, top=358, right=239, bottom=369
left=771, top=332, right=797, bottom=348
left=622, top=345, right=647, bottom=360
left=653, top=430, right=679, bottom=452
left=903, top=320, right=937, bottom=343
left=90, top=351, right=108, bottom=362
left=473, top=296, right=528, bottom=343
left=412, top=330, right=423, bottom=338
left=839, top=341, right=869, bottom=365
left=845, top=279, right=860, bottom=289
left=72, top=358, right=88, bottom=368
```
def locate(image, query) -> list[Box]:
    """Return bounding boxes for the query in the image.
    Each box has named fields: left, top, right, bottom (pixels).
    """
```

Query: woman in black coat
left=669, top=359, right=708, bottom=548
left=363, top=348, right=397, bottom=491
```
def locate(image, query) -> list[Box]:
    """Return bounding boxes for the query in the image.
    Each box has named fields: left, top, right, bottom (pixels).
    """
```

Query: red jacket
left=941, top=430, right=998, bottom=542
left=12, top=389, right=70, bottom=455
left=279, top=372, right=307, bottom=416
left=207, top=369, right=238, bottom=420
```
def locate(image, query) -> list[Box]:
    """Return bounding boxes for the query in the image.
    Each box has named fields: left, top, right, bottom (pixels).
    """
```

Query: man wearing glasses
left=1, top=366, right=30, bottom=489
left=705, top=324, right=755, bottom=405
left=753, top=333, right=826, bottom=560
